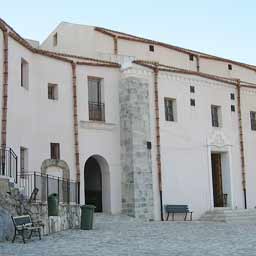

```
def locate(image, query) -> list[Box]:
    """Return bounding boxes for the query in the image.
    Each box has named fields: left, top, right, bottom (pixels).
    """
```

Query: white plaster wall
left=7, top=37, right=76, bottom=181
left=157, top=72, right=245, bottom=219
left=41, top=23, right=114, bottom=58
left=76, top=65, right=122, bottom=214
left=240, top=88, right=256, bottom=209
left=40, top=22, right=256, bottom=85
left=125, top=65, right=245, bottom=219
left=200, top=58, right=256, bottom=84
left=118, top=39, right=197, bottom=71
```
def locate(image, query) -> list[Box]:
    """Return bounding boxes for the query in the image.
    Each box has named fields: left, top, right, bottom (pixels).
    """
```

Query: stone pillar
left=119, top=76, right=153, bottom=220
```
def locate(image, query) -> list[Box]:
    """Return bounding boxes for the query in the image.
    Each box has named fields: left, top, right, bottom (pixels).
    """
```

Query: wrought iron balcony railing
left=89, top=102, right=105, bottom=122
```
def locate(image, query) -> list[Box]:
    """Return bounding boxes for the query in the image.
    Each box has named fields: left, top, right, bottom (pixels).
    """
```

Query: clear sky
left=1, top=0, right=255, bottom=64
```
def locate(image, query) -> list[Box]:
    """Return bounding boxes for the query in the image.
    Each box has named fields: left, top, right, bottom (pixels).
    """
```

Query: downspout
left=71, top=62, right=81, bottom=189
left=196, top=55, right=200, bottom=72
left=153, top=65, right=164, bottom=221
left=237, top=79, right=247, bottom=209
left=114, top=36, right=118, bottom=55
left=1, top=28, right=8, bottom=148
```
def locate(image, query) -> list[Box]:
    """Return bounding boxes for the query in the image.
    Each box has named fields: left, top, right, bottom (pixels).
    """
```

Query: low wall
left=0, top=188, right=81, bottom=241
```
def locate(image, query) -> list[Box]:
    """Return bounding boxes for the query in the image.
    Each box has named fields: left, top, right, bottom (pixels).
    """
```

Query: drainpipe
left=71, top=62, right=81, bottom=184
left=196, top=55, right=200, bottom=72
left=1, top=28, right=8, bottom=148
left=114, top=36, right=118, bottom=55
left=153, top=65, right=164, bottom=221
left=237, top=79, right=247, bottom=209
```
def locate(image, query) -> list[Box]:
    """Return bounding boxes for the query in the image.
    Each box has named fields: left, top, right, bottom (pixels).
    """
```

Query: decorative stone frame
left=41, top=159, right=70, bottom=180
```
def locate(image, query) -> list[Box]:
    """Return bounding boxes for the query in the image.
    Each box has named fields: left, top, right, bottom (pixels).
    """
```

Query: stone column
left=119, top=76, right=153, bottom=220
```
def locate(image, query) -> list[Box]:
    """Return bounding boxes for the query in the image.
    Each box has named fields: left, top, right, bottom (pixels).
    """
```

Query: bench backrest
left=165, top=205, right=189, bottom=213
left=12, top=215, right=32, bottom=228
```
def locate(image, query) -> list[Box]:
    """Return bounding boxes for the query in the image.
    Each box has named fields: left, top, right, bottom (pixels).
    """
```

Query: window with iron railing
left=88, top=77, right=105, bottom=121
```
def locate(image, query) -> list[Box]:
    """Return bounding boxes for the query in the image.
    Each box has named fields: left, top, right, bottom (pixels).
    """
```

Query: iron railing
left=89, top=101, right=105, bottom=121
left=17, top=172, right=80, bottom=204
left=0, top=147, right=18, bottom=182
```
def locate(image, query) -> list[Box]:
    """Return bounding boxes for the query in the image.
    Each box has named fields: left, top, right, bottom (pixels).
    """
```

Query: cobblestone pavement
left=1, top=214, right=256, bottom=256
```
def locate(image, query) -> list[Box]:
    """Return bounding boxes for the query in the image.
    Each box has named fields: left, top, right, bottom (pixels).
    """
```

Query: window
left=231, top=105, right=235, bottom=112
left=190, top=86, right=195, bottom=93
left=149, top=45, right=154, bottom=52
left=190, top=99, right=196, bottom=107
left=211, top=105, right=221, bottom=127
left=164, top=98, right=176, bottom=122
left=230, top=93, right=235, bottom=100
left=88, top=77, right=105, bottom=121
left=189, top=54, right=194, bottom=61
left=228, top=64, right=232, bottom=70
left=20, top=147, right=28, bottom=178
left=250, top=111, right=256, bottom=131
left=21, top=58, right=29, bottom=89
left=48, top=83, right=58, bottom=100
left=50, top=143, right=60, bottom=160
left=53, top=33, right=58, bottom=46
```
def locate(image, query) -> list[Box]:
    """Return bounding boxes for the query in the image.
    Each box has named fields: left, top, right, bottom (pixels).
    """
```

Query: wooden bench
left=11, top=215, right=41, bottom=243
left=165, top=205, right=193, bottom=221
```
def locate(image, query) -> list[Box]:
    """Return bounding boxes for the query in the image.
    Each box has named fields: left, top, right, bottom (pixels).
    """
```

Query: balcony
left=89, top=102, right=105, bottom=122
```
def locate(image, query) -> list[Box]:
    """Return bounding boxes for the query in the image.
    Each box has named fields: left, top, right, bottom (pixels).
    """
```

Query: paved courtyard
left=1, top=214, right=256, bottom=256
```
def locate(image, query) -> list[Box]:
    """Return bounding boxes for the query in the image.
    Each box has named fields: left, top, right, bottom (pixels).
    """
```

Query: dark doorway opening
left=84, top=157, right=102, bottom=212
left=211, top=153, right=224, bottom=207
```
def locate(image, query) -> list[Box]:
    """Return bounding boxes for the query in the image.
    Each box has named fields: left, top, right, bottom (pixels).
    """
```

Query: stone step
left=200, top=208, right=256, bottom=223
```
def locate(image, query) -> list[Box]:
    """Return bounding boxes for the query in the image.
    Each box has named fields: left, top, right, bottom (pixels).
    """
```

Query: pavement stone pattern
left=1, top=214, right=256, bottom=256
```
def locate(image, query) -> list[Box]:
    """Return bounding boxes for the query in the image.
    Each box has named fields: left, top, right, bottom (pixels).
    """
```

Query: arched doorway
left=84, top=155, right=110, bottom=212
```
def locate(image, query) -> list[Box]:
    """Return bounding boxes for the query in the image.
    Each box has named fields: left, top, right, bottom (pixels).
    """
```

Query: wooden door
left=211, top=153, right=224, bottom=207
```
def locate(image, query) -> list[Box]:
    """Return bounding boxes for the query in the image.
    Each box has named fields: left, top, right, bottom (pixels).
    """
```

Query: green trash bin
left=80, top=205, right=96, bottom=230
left=48, top=193, right=59, bottom=216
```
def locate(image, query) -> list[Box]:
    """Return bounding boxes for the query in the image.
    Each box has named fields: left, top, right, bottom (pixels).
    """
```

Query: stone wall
left=0, top=187, right=80, bottom=241
left=119, top=76, right=154, bottom=220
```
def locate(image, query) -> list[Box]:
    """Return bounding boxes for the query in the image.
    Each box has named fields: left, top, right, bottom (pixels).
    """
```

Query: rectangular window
left=50, top=143, right=60, bottom=160
left=21, top=58, right=29, bottom=89
left=228, top=64, right=232, bottom=70
left=20, top=147, right=28, bottom=178
left=48, top=83, right=58, bottom=100
left=189, top=54, right=194, bottom=61
left=211, top=105, right=221, bottom=127
left=164, top=98, right=176, bottom=122
left=190, top=99, right=196, bottom=107
left=250, top=111, right=256, bottom=131
left=231, top=105, right=235, bottom=112
left=190, top=86, right=195, bottom=93
left=230, top=93, right=235, bottom=100
left=88, top=77, right=105, bottom=121
left=53, top=33, right=58, bottom=46
left=149, top=45, right=154, bottom=52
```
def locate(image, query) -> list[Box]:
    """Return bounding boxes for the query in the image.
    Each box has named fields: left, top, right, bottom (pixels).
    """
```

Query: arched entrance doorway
left=84, top=155, right=110, bottom=212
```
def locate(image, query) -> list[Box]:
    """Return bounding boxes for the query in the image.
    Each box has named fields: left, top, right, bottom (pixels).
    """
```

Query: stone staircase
left=200, top=208, right=256, bottom=224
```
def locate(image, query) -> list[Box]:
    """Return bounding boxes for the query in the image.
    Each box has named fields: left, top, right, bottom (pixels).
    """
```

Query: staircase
left=200, top=208, right=256, bottom=224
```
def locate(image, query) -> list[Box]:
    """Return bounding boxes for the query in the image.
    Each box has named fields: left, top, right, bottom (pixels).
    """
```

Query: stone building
left=0, top=18, right=256, bottom=221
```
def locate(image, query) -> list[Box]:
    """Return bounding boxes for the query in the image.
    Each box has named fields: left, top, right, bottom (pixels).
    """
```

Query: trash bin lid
left=80, top=204, right=96, bottom=209
left=48, top=193, right=58, bottom=198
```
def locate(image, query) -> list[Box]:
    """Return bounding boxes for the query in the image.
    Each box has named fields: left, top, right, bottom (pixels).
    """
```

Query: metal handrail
left=88, top=101, right=105, bottom=121
left=0, top=146, right=18, bottom=183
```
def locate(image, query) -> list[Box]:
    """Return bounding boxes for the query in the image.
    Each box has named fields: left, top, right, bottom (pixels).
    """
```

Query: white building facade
left=1, top=18, right=256, bottom=220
